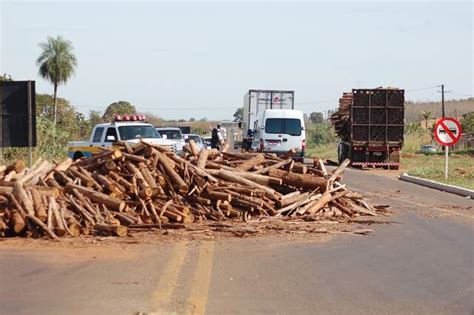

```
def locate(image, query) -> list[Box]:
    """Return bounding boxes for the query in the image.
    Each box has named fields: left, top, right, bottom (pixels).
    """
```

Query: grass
left=306, top=132, right=474, bottom=190
left=402, top=129, right=474, bottom=189
left=401, top=153, right=474, bottom=190
left=305, top=142, right=338, bottom=161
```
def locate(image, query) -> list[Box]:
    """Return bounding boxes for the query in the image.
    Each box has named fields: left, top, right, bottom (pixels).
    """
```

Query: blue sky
left=1, top=1, right=472, bottom=120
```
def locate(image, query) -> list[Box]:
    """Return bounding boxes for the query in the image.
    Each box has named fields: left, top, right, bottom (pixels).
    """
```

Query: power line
left=405, top=85, right=440, bottom=92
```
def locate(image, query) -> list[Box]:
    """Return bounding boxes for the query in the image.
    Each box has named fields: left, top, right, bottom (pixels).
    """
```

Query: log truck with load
left=330, top=88, right=405, bottom=169
left=67, top=114, right=177, bottom=160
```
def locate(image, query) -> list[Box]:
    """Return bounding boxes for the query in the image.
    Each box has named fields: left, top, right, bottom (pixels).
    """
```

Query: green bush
left=306, top=122, right=336, bottom=146
left=3, top=116, right=71, bottom=163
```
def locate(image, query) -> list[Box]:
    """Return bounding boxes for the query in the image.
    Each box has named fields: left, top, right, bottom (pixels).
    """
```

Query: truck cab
left=155, top=127, right=185, bottom=155
left=67, top=115, right=177, bottom=160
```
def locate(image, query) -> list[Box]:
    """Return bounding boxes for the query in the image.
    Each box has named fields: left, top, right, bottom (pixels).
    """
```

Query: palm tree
left=36, top=36, right=77, bottom=124
left=421, top=110, right=433, bottom=130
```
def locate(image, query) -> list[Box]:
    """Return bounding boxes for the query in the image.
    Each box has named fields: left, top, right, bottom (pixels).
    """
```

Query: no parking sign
left=434, top=117, right=462, bottom=146
left=433, top=117, right=462, bottom=180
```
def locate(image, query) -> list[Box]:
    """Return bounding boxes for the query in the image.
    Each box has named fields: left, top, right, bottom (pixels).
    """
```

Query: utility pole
left=438, top=84, right=450, bottom=118
left=441, top=84, right=445, bottom=117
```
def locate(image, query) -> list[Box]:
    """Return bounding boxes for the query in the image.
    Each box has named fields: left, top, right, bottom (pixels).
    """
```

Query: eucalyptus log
left=94, top=223, right=128, bottom=237
left=66, top=183, right=126, bottom=211
left=268, top=169, right=326, bottom=191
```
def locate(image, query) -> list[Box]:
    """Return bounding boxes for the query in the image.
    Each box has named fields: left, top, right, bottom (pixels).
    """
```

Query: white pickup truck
left=67, top=120, right=177, bottom=160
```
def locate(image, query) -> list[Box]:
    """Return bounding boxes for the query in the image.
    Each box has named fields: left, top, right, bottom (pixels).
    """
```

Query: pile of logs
left=0, top=141, right=379, bottom=239
left=330, top=91, right=352, bottom=140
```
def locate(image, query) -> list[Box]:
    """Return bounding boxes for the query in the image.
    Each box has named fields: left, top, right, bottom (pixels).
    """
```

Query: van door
left=263, top=117, right=302, bottom=152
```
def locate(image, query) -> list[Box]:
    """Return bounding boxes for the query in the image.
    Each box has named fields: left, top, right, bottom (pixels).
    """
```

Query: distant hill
left=405, top=98, right=473, bottom=122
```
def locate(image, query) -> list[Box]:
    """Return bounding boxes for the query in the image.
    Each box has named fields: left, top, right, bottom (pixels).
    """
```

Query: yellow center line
left=185, top=241, right=215, bottom=315
left=151, top=241, right=188, bottom=311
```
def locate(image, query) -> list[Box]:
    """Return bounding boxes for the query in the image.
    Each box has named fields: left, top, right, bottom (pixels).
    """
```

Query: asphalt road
left=1, top=169, right=473, bottom=315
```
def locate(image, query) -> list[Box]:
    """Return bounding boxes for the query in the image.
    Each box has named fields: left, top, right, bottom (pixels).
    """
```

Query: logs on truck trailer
left=0, top=141, right=386, bottom=239
left=330, top=88, right=405, bottom=169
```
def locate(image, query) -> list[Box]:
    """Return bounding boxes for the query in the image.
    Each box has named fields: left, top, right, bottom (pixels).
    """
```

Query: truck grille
left=164, top=144, right=177, bottom=154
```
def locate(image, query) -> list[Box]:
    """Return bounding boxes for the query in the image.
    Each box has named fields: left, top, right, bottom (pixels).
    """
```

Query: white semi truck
left=242, top=89, right=305, bottom=159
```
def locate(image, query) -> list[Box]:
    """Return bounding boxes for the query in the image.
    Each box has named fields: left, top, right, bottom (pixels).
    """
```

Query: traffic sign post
left=433, top=117, right=462, bottom=180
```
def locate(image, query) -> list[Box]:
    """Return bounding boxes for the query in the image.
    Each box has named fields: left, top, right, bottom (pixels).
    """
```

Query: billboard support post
left=27, top=81, right=33, bottom=167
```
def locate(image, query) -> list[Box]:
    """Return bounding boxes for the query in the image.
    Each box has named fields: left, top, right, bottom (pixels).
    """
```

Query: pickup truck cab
left=68, top=119, right=177, bottom=160
left=156, top=127, right=185, bottom=155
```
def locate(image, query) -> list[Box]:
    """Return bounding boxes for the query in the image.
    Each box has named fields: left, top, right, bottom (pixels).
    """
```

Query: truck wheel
left=73, top=152, right=83, bottom=160
left=338, top=144, right=347, bottom=164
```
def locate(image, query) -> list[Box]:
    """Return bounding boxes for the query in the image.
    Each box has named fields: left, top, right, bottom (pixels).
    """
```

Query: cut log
left=94, top=224, right=128, bottom=237
left=254, top=158, right=292, bottom=174
left=280, top=148, right=297, bottom=159
left=277, top=192, right=310, bottom=208
left=25, top=214, right=59, bottom=240
left=327, top=158, right=351, bottom=188
left=235, top=154, right=265, bottom=171
left=49, top=197, right=66, bottom=236
left=6, top=160, right=26, bottom=173
left=65, top=183, right=126, bottom=212
left=45, top=157, right=73, bottom=180
left=201, top=190, right=232, bottom=202
left=214, top=169, right=278, bottom=196
left=16, top=160, right=54, bottom=185
left=157, top=152, right=188, bottom=192
left=13, top=183, right=35, bottom=216
left=197, top=149, right=209, bottom=170
left=268, top=169, right=326, bottom=191
left=188, top=139, right=200, bottom=156
left=11, top=210, right=26, bottom=234
left=30, top=189, right=47, bottom=222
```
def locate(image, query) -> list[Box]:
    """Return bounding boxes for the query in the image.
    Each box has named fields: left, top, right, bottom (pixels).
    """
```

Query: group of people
left=210, top=124, right=226, bottom=150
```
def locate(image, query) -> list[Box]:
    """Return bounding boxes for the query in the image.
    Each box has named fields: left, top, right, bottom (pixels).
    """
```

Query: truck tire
left=73, top=152, right=83, bottom=160
left=338, top=144, right=347, bottom=164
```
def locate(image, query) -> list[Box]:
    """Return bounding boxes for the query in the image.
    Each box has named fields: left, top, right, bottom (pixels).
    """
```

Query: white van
left=251, top=109, right=306, bottom=159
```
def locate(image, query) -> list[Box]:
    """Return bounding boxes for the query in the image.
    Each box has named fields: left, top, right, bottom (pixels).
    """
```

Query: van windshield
left=118, top=126, right=162, bottom=140
left=265, top=118, right=302, bottom=136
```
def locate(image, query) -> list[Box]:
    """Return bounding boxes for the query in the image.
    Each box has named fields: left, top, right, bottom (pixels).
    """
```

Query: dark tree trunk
left=53, top=83, right=58, bottom=124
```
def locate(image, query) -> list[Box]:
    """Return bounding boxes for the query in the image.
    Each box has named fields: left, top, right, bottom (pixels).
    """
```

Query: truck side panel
left=243, top=89, right=295, bottom=136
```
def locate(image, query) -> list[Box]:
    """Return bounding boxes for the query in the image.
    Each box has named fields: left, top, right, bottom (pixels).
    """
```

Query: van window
left=92, top=127, right=104, bottom=142
left=265, top=118, right=302, bottom=136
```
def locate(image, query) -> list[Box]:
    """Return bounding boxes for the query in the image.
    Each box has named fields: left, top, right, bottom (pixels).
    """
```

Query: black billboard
left=0, top=81, right=37, bottom=147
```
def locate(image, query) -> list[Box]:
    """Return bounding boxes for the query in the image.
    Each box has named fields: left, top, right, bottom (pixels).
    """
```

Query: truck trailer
left=330, top=88, right=405, bottom=169
left=242, top=89, right=305, bottom=158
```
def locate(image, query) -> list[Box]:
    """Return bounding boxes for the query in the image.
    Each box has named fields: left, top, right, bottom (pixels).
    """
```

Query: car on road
left=418, top=144, right=437, bottom=154
left=67, top=115, right=177, bottom=160
left=203, top=136, right=212, bottom=149
left=156, top=127, right=185, bottom=155
left=183, top=133, right=204, bottom=150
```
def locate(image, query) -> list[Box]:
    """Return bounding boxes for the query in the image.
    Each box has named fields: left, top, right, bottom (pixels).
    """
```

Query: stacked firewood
left=0, top=141, right=378, bottom=239
left=330, top=91, right=353, bottom=140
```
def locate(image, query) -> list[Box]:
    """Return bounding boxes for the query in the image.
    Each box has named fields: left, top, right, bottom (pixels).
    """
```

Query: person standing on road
left=216, top=124, right=225, bottom=150
left=211, top=126, right=219, bottom=149
left=218, top=124, right=227, bottom=142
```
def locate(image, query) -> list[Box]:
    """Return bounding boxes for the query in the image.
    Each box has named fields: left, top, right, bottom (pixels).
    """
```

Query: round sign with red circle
left=434, top=117, right=462, bottom=146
